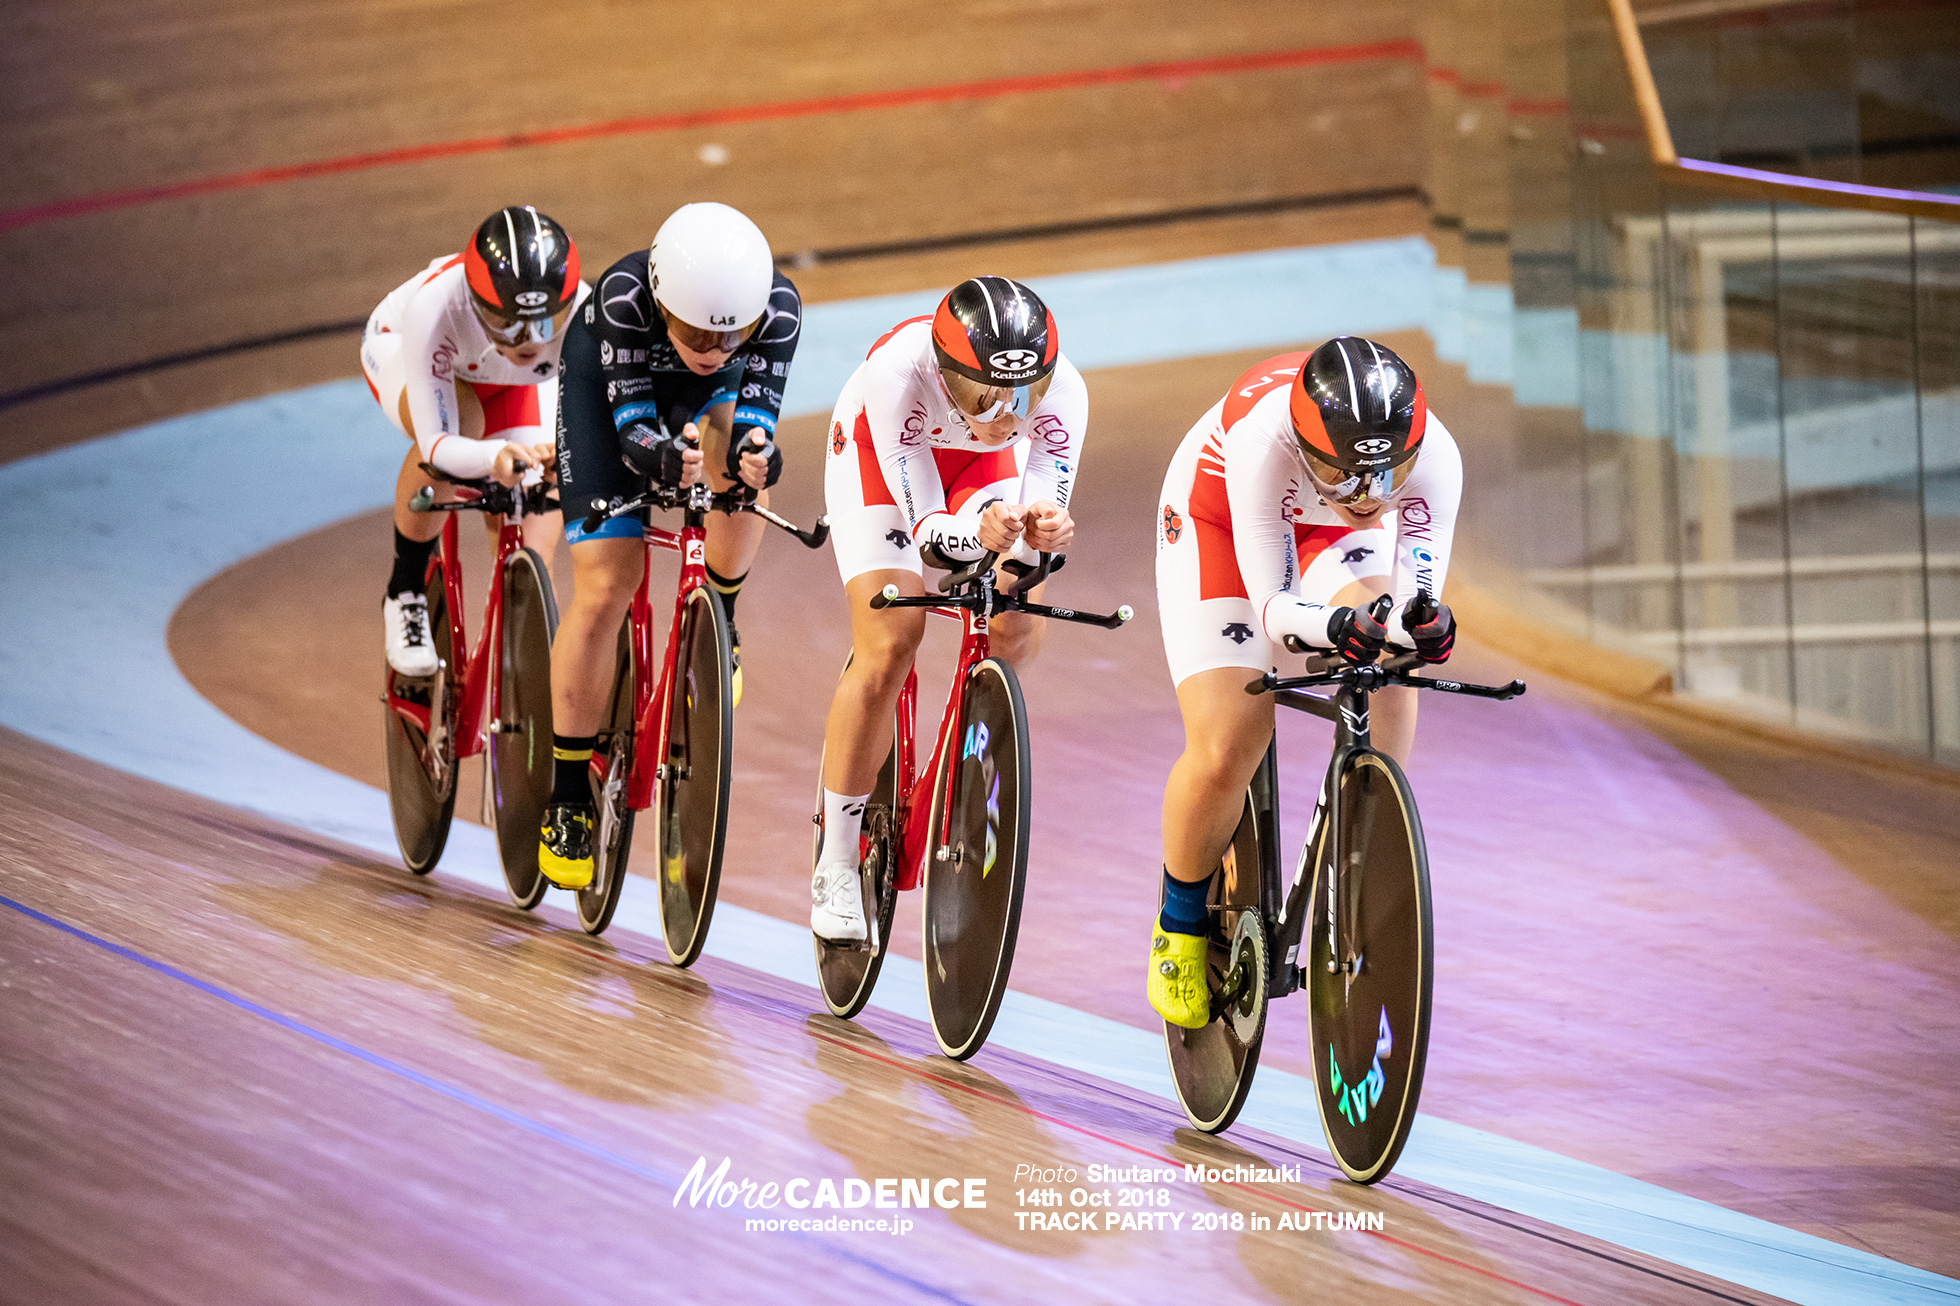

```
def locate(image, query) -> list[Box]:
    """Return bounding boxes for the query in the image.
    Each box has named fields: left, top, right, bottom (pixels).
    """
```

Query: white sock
left=819, top=789, right=871, bottom=871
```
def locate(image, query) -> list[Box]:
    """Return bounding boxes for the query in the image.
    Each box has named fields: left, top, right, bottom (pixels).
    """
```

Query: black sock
left=1159, top=867, right=1210, bottom=936
left=551, top=734, right=598, bottom=806
left=388, top=529, right=438, bottom=599
left=705, top=565, right=747, bottom=629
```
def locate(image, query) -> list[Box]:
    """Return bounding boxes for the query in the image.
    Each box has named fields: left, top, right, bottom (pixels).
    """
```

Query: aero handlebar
left=869, top=551, right=1134, bottom=630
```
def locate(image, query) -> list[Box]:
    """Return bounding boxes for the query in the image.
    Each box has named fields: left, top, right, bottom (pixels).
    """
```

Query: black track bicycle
left=1163, top=594, right=1524, bottom=1183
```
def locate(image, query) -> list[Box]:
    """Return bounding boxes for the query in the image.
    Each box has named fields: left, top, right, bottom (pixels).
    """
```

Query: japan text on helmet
left=1289, top=337, right=1427, bottom=501
left=464, top=206, right=581, bottom=343
left=931, top=277, right=1058, bottom=421
left=648, top=202, right=774, bottom=351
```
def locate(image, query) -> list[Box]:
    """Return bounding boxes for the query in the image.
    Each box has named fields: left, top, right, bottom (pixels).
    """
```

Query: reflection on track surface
left=0, top=731, right=1784, bottom=1305
left=5, top=258, right=1960, bottom=1303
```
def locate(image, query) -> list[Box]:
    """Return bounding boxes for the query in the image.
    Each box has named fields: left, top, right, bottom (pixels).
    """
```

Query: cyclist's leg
left=1151, top=434, right=1275, bottom=1025
left=537, top=313, right=641, bottom=885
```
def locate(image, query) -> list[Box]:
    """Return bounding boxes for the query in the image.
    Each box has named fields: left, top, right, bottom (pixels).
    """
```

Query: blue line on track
left=0, top=890, right=974, bottom=1306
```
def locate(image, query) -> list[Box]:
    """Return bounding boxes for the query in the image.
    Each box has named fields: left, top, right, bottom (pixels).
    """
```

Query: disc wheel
left=383, top=572, right=458, bottom=874
left=814, top=672, right=903, bottom=1019
left=1306, top=749, right=1433, bottom=1185
left=1165, top=775, right=1273, bottom=1134
left=922, top=657, right=1031, bottom=1061
left=577, top=619, right=637, bottom=935
left=650, top=585, right=733, bottom=965
left=489, top=547, right=557, bottom=910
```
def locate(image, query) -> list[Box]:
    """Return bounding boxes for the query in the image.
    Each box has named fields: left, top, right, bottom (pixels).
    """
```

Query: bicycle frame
left=617, top=505, right=711, bottom=813
left=384, top=491, right=527, bottom=762
left=1250, top=654, right=1526, bottom=999
left=888, top=593, right=995, bottom=892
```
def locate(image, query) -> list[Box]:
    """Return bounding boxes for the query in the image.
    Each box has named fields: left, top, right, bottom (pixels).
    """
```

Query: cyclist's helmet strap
left=931, top=276, right=1059, bottom=387
left=1289, top=336, right=1427, bottom=474
left=464, top=205, right=581, bottom=321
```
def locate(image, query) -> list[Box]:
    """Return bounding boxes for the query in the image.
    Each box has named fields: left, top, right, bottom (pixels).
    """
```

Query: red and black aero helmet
left=931, top=276, right=1058, bottom=387
left=464, top=206, right=580, bottom=324
left=1289, top=337, right=1427, bottom=477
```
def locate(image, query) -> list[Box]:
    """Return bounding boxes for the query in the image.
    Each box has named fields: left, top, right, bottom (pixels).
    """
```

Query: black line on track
left=0, top=317, right=370, bottom=412
left=778, top=186, right=1427, bottom=266
left=1, top=186, right=1426, bottom=412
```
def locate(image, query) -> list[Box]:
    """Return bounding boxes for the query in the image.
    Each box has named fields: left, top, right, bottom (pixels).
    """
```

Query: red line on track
left=0, top=41, right=1422, bottom=235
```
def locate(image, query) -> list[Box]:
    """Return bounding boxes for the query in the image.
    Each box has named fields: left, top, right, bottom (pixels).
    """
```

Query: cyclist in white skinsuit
left=811, top=277, right=1088, bottom=941
left=1148, top=337, right=1463, bottom=1029
left=362, top=205, right=588, bottom=676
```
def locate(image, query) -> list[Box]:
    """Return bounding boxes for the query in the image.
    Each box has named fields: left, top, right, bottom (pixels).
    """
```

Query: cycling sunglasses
left=660, top=303, right=762, bottom=357
left=1303, top=446, right=1413, bottom=505
left=472, top=300, right=570, bottom=347
left=940, top=368, right=1053, bottom=424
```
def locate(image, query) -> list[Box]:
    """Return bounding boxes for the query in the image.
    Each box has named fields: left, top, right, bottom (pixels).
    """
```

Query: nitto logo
left=990, top=348, right=1038, bottom=372
left=515, top=290, right=549, bottom=308
left=1354, top=437, right=1394, bottom=456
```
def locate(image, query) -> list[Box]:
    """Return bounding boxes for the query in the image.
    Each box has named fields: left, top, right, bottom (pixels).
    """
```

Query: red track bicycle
left=813, top=552, right=1132, bottom=1059
left=575, top=480, right=827, bottom=961
left=384, top=465, right=559, bottom=909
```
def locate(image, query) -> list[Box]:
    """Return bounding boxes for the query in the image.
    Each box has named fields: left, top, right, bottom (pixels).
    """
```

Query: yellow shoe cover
left=1148, top=927, right=1210, bottom=1029
left=538, top=808, right=594, bottom=889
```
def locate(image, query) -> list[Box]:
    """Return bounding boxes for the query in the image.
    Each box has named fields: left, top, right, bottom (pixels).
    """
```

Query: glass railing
left=1465, top=0, right=1960, bottom=765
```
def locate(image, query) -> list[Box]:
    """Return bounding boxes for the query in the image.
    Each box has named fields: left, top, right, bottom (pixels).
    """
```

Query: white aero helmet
left=648, top=202, right=773, bottom=332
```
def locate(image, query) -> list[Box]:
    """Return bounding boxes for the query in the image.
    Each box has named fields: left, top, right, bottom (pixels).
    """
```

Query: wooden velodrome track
left=4, top=2, right=1960, bottom=1302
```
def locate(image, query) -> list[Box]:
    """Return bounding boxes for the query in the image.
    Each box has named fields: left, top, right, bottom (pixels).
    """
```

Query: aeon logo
left=1328, top=1007, right=1394, bottom=1126
left=1353, top=437, right=1394, bottom=456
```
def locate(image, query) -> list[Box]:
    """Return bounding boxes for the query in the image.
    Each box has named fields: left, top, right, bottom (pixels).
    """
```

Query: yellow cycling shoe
left=1148, top=927, right=1211, bottom=1029
left=538, top=803, right=595, bottom=889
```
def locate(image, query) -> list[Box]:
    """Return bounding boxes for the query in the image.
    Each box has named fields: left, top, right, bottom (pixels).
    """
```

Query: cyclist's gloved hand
left=1404, top=592, right=1456, bottom=664
left=729, top=429, right=782, bottom=491
left=1328, top=603, right=1388, bottom=664
left=620, top=421, right=695, bottom=487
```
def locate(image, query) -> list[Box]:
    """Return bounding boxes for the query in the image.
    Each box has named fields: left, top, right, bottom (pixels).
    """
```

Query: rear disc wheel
left=383, top=575, right=457, bottom=874
left=814, top=665, right=903, bottom=1019
left=576, top=619, right=636, bottom=935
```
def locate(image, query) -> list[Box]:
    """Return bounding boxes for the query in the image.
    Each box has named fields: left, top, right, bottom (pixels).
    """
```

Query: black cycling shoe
left=538, top=802, right=595, bottom=889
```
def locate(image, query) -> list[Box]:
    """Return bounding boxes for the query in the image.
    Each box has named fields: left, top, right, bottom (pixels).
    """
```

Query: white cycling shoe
left=810, top=862, right=867, bottom=942
left=383, top=593, right=439, bottom=678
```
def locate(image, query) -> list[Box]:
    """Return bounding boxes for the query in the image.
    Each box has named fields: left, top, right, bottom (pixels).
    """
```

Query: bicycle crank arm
left=1013, top=599, right=1134, bottom=629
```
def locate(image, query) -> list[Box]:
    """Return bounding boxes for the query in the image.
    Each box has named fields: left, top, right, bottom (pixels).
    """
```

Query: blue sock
left=1158, top=868, right=1210, bottom=936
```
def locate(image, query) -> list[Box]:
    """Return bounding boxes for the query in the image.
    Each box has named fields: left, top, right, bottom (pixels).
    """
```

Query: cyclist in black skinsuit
left=540, top=201, right=802, bottom=889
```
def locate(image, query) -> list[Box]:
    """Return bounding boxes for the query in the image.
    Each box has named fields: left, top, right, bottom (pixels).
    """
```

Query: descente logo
left=674, top=1157, right=986, bottom=1210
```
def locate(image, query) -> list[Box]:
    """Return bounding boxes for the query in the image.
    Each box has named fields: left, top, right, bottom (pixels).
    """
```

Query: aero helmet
left=931, top=276, right=1058, bottom=421
left=648, top=202, right=774, bottom=349
left=1289, top=337, right=1427, bottom=501
left=464, top=206, right=580, bottom=342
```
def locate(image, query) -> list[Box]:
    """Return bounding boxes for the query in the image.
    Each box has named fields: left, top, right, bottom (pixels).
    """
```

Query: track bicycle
left=575, top=479, right=827, bottom=960
left=1163, top=593, right=1525, bottom=1183
left=813, top=551, right=1133, bottom=1059
left=383, top=464, right=559, bottom=909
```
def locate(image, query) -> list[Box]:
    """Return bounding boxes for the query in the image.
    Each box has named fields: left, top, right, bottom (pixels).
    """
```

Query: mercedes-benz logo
left=599, top=269, right=648, bottom=331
